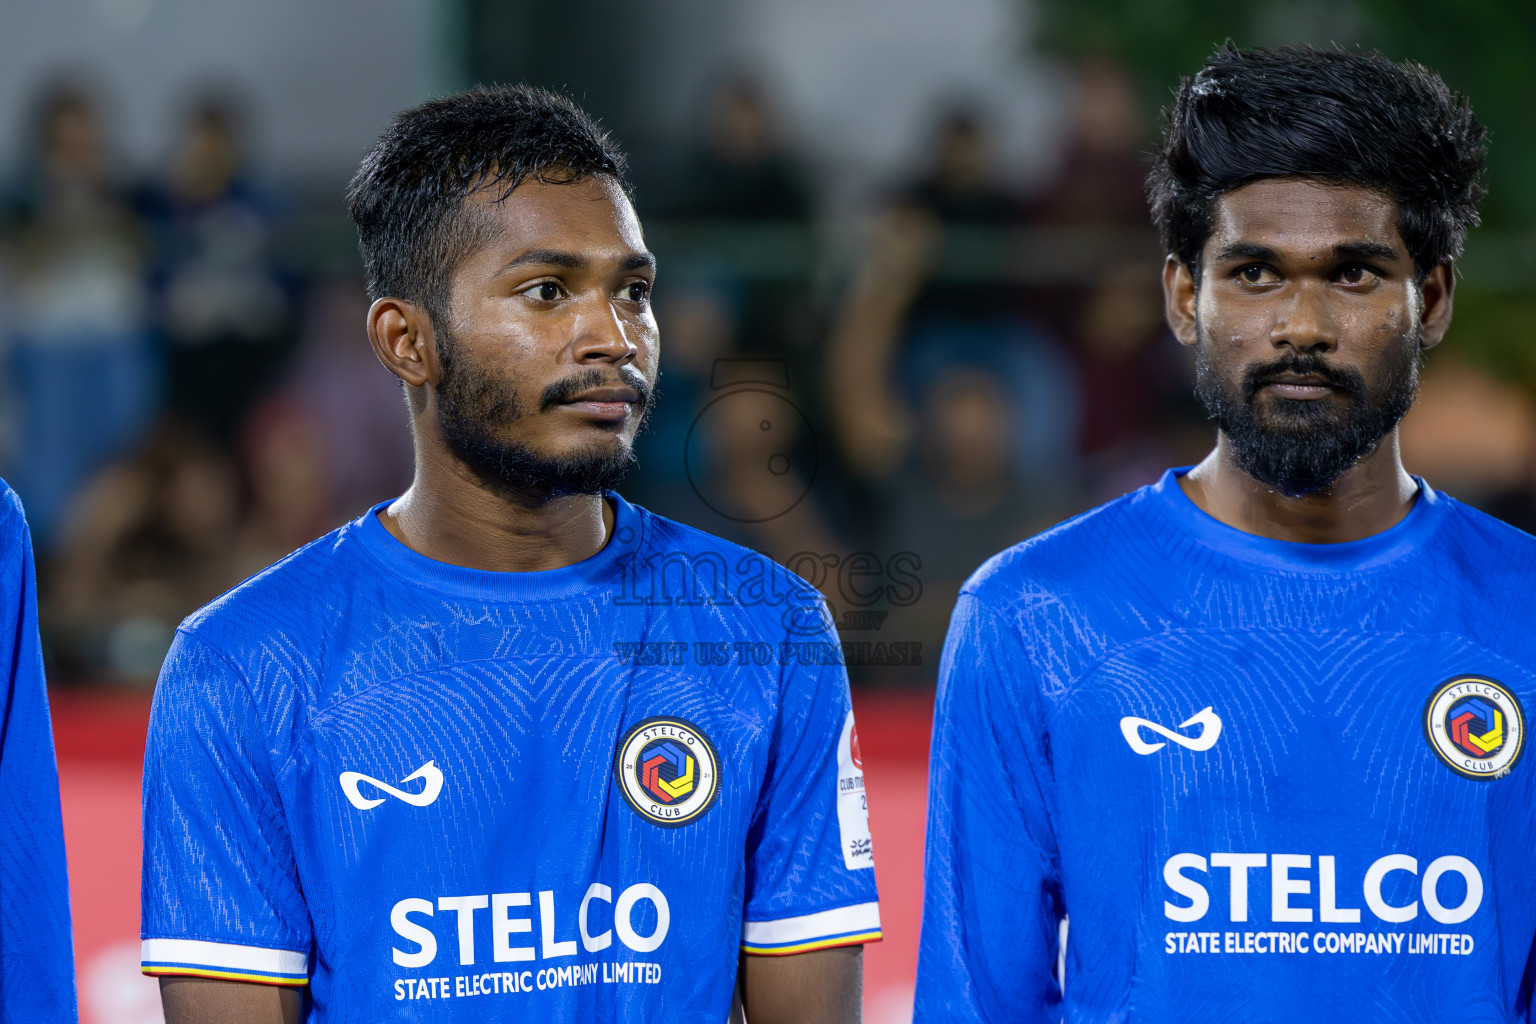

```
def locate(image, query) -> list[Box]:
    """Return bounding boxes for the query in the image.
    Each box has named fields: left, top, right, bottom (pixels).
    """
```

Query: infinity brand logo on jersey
left=1423, top=676, right=1526, bottom=780
left=1120, top=706, right=1222, bottom=755
left=340, top=761, right=445, bottom=810
left=615, top=718, right=720, bottom=827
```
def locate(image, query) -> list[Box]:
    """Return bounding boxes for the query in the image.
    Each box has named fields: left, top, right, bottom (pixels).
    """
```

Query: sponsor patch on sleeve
left=836, top=711, right=874, bottom=870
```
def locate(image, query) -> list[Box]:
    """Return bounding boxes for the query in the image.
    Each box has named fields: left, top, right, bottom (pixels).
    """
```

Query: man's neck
left=1177, top=430, right=1419, bottom=544
left=378, top=454, right=614, bottom=573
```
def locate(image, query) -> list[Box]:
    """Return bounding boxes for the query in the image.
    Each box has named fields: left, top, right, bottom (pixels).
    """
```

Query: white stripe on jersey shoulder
left=142, top=938, right=308, bottom=978
left=741, top=901, right=881, bottom=947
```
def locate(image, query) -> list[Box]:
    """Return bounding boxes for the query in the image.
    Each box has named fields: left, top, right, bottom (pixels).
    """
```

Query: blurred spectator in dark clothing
left=46, top=422, right=241, bottom=683
left=677, top=354, right=842, bottom=562
left=1, top=82, right=158, bottom=551
left=904, top=108, right=1019, bottom=226
left=1023, top=56, right=1180, bottom=503
left=873, top=107, right=1079, bottom=511
left=827, top=208, right=1075, bottom=500
left=630, top=278, right=842, bottom=563
left=1066, top=263, right=1203, bottom=501
left=851, top=116, right=1078, bottom=482
left=672, top=75, right=814, bottom=222
left=627, top=276, right=738, bottom=515
left=278, top=277, right=411, bottom=519
left=140, top=93, right=291, bottom=446
left=880, top=366, right=1059, bottom=673
left=665, top=74, right=820, bottom=377
left=646, top=77, right=835, bottom=555
left=826, top=206, right=1075, bottom=682
left=44, top=395, right=345, bottom=686
left=230, top=398, right=335, bottom=579
left=1071, top=265, right=1170, bottom=455
left=1030, top=57, right=1148, bottom=227
left=895, top=106, right=1026, bottom=326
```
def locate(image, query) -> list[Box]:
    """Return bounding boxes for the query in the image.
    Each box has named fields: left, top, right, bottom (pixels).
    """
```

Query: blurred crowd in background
left=0, top=79, right=411, bottom=684
left=5, top=40, right=1536, bottom=690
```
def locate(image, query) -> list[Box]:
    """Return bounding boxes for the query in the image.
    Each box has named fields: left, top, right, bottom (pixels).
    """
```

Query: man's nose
left=1271, top=281, right=1337, bottom=353
left=572, top=297, right=638, bottom=363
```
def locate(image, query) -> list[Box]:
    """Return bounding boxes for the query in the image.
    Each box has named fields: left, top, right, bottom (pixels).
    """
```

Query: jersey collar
left=1142, top=467, right=1445, bottom=574
left=350, top=491, right=645, bottom=602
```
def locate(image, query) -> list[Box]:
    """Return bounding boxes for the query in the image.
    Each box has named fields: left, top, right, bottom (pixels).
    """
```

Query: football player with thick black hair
left=916, top=46, right=1534, bottom=1023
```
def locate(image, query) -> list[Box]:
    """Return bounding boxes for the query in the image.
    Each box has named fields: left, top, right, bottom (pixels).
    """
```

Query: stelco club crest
left=615, top=717, right=721, bottom=827
left=1423, top=675, right=1526, bottom=780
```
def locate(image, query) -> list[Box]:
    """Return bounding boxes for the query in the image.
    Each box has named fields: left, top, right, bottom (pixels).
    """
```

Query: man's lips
left=1259, top=374, right=1337, bottom=400
left=556, top=386, right=638, bottom=421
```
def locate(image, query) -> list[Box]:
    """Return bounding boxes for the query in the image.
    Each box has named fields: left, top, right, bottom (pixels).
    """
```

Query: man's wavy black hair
left=347, top=84, right=630, bottom=328
left=1147, top=45, right=1487, bottom=282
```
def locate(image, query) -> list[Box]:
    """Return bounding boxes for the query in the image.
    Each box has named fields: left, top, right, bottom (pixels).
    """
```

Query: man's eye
left=1337, top=265, right=1378, bottom=285
left=534, top=282, right=561, bottom=301
left=623, top=281, right=650, bottom=303
left=1238, top=265, right=1271, bottom=284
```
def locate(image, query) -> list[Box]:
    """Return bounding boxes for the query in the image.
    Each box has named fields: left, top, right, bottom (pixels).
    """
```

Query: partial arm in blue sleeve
left=0, top=487, right=79, bottom=1022
left=914, top=592, right=1062, bottom=1023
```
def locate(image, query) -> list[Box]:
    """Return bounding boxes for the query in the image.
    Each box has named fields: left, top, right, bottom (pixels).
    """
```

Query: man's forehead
left=1208, top=177, right=1404, bottom=253
left=468, top=174, right=646, bottom=259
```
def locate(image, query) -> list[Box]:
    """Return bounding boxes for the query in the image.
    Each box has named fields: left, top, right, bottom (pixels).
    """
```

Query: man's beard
left=1193, top=326, right=1420, bottom=498
left=435, top=331, right=654, bottom=500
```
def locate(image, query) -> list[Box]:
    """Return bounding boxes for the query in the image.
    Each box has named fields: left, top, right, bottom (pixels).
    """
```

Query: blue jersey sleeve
left=0, top=483, right=79, bottom=1023
left=915, top=592, right=1063, bottom=1022
left=739, top=615, right=881, bottom=956
left=140, top=630, right=310, bottom=986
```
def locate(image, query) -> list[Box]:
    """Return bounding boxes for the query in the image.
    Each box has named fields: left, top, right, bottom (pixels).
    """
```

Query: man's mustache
left=1241, top=354, right=1365, bottom=403
left=539, top=367, right=654, bottom=412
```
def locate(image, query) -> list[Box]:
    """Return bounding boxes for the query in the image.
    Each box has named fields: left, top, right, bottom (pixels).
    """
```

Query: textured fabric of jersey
left=141, top=493, right=879, bottom=1022
left=0, top=479, right=78, bottom=1023
left=916, top=469, right=1536, bottom=1024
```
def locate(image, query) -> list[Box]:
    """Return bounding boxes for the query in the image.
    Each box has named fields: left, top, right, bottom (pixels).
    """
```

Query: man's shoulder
left=1436, top=488, right=1536, bottom=554
left=626, top=500, right=825, bottom=612
left=1431, top=488, right=1536, bottom=592
left=0, top=477, right=31, bottom=579
left=0, top=476, right=24, bottom=536
left=961, top=485, right=1159, bottom=617
left=629, top=498, right=777, bottom=563
left=178, top=517, right=367, bottom=662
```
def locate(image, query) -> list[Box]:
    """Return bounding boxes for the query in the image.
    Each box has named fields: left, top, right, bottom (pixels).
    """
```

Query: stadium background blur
left=5, top=1, right=1532, bottom=1020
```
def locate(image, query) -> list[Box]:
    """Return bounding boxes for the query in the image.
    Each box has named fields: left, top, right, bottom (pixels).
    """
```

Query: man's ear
left=368, top=297, right=439, bottom=389
left=1163, top=254, right=1199, bottom=348
left=1417, top=262, right=1456, bottom=352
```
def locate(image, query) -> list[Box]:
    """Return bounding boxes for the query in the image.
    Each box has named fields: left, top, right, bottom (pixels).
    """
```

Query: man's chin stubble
left=442, top=429, right=637, bottom=501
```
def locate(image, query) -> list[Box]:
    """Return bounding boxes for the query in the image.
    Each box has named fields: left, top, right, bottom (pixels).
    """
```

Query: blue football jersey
left=0, top=479, right=78, bottom=1023
left=141, top=494, right=879, bottom=1021
left=917, top=469, right=1536, bottom=1023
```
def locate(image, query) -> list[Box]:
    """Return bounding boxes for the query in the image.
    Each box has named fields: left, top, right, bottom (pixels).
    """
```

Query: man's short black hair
left=347, top=84, right=630, bottom=327
left=1147, top=45, right=1487, bottom=281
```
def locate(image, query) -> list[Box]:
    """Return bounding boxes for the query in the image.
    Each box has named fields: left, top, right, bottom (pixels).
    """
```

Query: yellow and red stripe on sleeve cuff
left=740, top=901, right=882, bottom=956
left=141, top=938, right=309, bottom=986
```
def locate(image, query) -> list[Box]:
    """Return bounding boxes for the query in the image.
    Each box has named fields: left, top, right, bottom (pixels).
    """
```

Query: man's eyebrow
left=1332, top=241, right=1401, bottom=263
left=1211, top=242, right=1280, bottom=264
left=499, top=249, right=586, bottom=272
left=496, top=249, right=657, bottom=274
